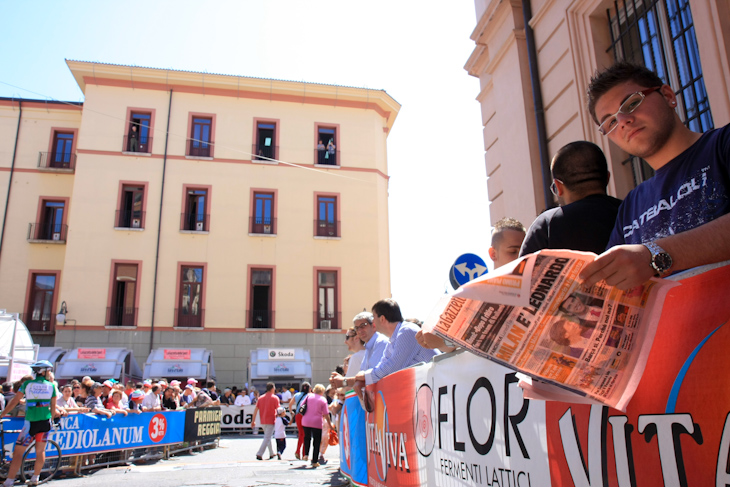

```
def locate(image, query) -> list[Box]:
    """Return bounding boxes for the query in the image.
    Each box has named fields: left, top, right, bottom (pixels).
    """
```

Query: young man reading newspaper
left=580, top=62, right=730, bottom=289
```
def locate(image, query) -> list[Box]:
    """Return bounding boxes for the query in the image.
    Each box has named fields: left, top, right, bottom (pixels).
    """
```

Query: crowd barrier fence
left=1, top=407, right=222, bottom=475
left=336, top=262, right=730, bottom=487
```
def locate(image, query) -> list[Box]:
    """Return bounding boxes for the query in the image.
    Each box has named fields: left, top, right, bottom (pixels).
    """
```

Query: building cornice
left=65, top=60, right=401, bottom=133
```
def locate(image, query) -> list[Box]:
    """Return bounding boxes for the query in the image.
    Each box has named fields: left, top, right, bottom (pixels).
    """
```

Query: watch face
left=654, top=252, right=673, bottom=272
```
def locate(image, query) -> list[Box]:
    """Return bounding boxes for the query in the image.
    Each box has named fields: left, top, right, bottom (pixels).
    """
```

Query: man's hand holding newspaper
left=422, top=249, right=678, bottom=411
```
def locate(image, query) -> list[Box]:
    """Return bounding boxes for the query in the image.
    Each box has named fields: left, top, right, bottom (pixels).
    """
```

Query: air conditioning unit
left=263, top=224, right=271, bottom=234
left=52, top=233, right=61, bottom=241
left=320, top=320, right=332, bottom=330
left=196, top=221, right=204, bottom=231
left=132, top=219, right=141, bottom=228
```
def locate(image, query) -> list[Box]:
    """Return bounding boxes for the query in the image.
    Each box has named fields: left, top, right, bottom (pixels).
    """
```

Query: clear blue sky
left=0, top=0, right=492, bottom=319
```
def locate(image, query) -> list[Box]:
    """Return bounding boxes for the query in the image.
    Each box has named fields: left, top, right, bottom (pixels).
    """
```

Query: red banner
left=545, top=264, right=730, bottom=486
left=78, top=348, right=106, bottom=359
left=164, top=349, right=191, bottom=360
left=366, top=367, right=425, bottom=487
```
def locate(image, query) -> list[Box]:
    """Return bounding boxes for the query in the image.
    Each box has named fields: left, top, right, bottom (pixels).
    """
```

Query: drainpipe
left=0, top=99, right=22, bottom=267
left=150, top=89, right=173, bottom=353
left=522, top=0, right=554, bottom=211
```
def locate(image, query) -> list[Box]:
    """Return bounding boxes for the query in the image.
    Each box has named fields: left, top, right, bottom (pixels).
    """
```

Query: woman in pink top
left=300, top=384, right=333, bottom=468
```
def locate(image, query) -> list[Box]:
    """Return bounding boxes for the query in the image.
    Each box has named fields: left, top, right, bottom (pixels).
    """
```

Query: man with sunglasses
left=580, top=62, right=730, bottom=290
left=329, top=311, right=388, bottom=389
left=520, top=141, right=621, bottom=256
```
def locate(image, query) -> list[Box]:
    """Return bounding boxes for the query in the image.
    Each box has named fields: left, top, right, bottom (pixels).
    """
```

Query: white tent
left=0, top=310, right=38, bottom=382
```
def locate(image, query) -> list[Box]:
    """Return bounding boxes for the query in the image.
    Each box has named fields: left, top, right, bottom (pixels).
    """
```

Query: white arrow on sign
left=454, top=262, right=488, bottom=281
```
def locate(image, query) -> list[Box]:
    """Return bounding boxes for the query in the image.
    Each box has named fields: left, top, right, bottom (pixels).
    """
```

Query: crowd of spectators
left=0, top=376, right=245, bottom=420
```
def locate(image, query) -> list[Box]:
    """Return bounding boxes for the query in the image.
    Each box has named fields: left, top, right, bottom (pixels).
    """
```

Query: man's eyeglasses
left=354, top=322, right=370, bottom=331
left=73, top=386, right=81, bottom=390
left=550, top=179, right=563, bottom=196
left=598, top=86, right=662, bottom=136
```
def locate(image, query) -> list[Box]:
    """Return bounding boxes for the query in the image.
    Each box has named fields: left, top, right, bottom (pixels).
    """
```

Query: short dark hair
left=551, top=141, right=609, bottom=191
left=491, top=217, right=526, bottom=248
left=300, top=382, right=311, bottom=394
left=587, top=62, right=664, bottom=124
left=334, top=365, right=345, bottom=375
left=266, top=382, right=275, bottom=392
left=206, top=381, right=215, bottom=388
left=372, top=299, right=404, bottom=323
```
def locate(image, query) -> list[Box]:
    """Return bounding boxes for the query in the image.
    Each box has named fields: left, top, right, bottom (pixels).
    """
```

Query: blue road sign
left=450, top=253, right=488, bottom=289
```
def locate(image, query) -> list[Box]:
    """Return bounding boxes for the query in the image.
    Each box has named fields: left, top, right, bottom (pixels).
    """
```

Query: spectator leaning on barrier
left=0, top=361, right=58, bottom=487
left=234, top=388, right=251, bottom=406
left=181, top=384, right=195, bottom=406
left=353, top=299, right=438, bottom=389
left=251, top=382, right=280, bottom=460
left=329, top=311, right=388, bottom=390
left=86, top=382, right=114, bottom=418
left=220, top=388, right=234, bottom=405
left=489, top=217, right=527, bottom=269
left=417, top=220, right=527, bottom=354
left=520, top=141, right=621, bottom=257
left=128, top=389, right=144, bottom=413
left=580, top=62, right=730, bottom=290
left=142, top=384, right=162, bottom=412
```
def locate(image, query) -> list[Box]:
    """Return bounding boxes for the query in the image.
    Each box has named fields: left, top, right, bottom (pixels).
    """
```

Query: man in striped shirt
left=329, top=311, right=388, bottom=390
left=354, top=299, right=438, bottom=387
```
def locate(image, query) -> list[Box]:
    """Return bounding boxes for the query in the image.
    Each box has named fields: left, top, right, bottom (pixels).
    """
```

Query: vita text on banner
left=366, top=365, right=429, bottom=487
left=545, top=263, right=730, bottom=486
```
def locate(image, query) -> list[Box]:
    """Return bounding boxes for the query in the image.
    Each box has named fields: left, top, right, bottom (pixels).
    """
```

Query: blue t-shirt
left=608, top=124, right=730, bottom=247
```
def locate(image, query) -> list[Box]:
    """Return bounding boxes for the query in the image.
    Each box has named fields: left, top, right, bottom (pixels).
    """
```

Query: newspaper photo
left=423, top=249, right=679, bottom=411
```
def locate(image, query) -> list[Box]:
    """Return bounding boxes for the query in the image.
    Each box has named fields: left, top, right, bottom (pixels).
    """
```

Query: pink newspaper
left=423, top=249, right=679, bottom=411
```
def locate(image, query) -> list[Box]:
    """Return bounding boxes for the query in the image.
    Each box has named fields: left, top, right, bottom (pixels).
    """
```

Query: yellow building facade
left=467, top=0, right=730, bottom=225
left=0, top=60, right=400, bottom=386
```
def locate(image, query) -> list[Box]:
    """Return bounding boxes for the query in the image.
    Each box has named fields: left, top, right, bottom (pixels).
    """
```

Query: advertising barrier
left=2, top=412, right=185, bottom=457
left=342, top=261, right=729, bottom=486
left=184, top=407, right=222, bottom=443
left=219, top=405, right=294, bottom=430
left=339, top=390, right=368, bottom=486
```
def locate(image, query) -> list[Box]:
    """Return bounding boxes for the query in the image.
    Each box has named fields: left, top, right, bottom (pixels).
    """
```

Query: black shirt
left=520, top=194, right=622, bottom=256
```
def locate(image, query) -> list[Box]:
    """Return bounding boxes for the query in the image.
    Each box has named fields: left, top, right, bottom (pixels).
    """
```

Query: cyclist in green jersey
left=1, top=361, right=57, bottom=487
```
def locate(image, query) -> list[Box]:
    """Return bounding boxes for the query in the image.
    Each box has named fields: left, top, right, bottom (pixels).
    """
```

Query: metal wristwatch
left=643, top=241, right=673, bottom=276
left=342, top=378, right=348, bottom=387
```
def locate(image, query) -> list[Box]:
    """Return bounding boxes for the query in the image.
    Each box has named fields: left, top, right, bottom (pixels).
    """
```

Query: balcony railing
left=20, top=313, right=56, bottom=333
left=249, top=217, right=277, bottom=235
left=314, top=220, right=340, bottom=237
left=247, top=309, right=274, bottom=329
left=38, top=152, right=76, bottom=170
left=188, top=140, right=213, bottom=157
left=252, top=144, right=278, bottom=162
left=28, top=223, right=68, bottom=242
left=175, top=308, right=204, bottom=328
left=180, top=213, right=209, bottom=232
left=116, top=210, right=145, bottom=229
left=122, top=135, right=152, bottom=153
left=106, top=307, right=137, bottom=327
left=314, top=149, right=339, bottom=166
left=314, top=311, right=341, bottom=330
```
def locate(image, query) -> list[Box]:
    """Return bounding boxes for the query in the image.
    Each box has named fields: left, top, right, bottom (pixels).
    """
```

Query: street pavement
left=40, top=432, right=349, bottom=487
